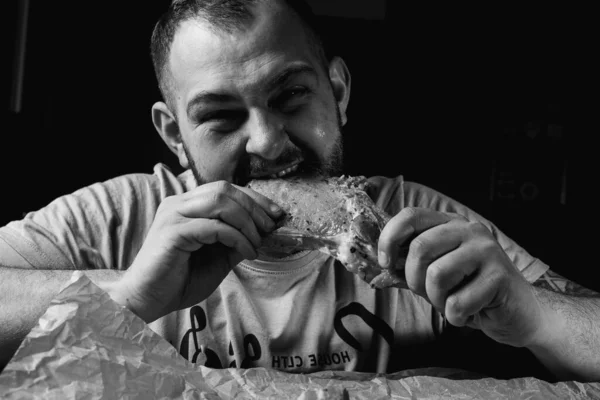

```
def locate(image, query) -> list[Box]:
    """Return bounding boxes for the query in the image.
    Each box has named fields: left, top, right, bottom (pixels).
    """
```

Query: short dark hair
left=150, top=0, right=329, bottom=112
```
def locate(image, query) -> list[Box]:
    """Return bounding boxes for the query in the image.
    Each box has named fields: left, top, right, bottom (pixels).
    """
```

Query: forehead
left=168, top=4, right=320, bottom=109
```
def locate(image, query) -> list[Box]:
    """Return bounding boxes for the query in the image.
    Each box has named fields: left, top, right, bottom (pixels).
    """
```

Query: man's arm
left=0, top=181, right=283, bottom=371
left=533, top=269, right=599, bottom=297
left=0, top=266, right=124, bottom=371
left=528, top=269, right=600, bottom=381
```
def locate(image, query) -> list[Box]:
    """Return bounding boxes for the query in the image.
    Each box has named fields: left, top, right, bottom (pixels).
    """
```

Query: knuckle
left=452, top=212, right=469, bottom=222
left=207, top=220, right=224, bottom=242
left=209, top=191, right=227, bottom=206
left=213, top=180, right=232, bottom=193
left=446, top=296, right=467, bottom=322
left=481, top=239, right=499, bottom=255
left=474, top=236, right=500, bottom=259
left=446, top=314, right=466, bottom=327
left=469, top=221, right=490, bottom=236
left=446, top=294, right=461, bottom=310
left=248, top=199, right=260, bottom=216
left=405, top=275, right=419, bottom=292
left=426, top=263, right=445, bottom=286
left=209, top=218, right=224, bottom=230
left=486, top=269, right=506, bottom=288
left=399, top=206, right=419, bottom=221
left=409, top=237, right=427, bottom=259
left=407, top=277, right=425, bottom=297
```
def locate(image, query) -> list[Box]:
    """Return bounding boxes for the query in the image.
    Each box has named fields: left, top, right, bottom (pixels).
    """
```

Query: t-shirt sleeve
left=0, top=164, right=187, bottom=270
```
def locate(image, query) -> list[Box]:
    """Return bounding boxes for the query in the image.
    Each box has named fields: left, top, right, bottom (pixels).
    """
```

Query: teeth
left=269, top=164, right=299, bottom=179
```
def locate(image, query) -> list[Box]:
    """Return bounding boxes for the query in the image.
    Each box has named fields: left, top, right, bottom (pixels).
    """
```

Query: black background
left=2, top=2, right=596, bottom=289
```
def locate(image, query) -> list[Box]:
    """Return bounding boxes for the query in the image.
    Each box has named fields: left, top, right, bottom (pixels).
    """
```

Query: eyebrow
left=186, top=92, right=237, bottom=119
left=264, top=63, right=319, bottom=94
left=186, top=63, right=319, bottom=119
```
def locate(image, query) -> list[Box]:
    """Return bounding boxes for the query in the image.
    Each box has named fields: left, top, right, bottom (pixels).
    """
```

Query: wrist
left=98, top=277, right=158, bottom=324
left=525, top=288, right=561, bottom=350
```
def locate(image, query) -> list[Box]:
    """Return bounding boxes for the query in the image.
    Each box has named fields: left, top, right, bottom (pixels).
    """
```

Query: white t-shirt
left=0, top=163, right=549, bottom=373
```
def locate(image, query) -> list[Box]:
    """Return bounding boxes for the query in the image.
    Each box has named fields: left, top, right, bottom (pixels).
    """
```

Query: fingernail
left=270, top=204, right=282, bottom=213
left=378, top=251, right=389, bottom=268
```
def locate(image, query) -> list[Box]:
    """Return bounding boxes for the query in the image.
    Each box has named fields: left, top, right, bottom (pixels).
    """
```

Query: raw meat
left=247, top=175, right=406, bottom=289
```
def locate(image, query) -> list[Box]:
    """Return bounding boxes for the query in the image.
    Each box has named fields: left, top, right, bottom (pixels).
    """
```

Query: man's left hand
left=378, top=207, right=544, bottom=348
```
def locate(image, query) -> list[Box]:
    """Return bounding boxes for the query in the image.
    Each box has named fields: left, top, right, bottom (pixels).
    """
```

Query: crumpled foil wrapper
left=1, top=271, right=599, bottom=399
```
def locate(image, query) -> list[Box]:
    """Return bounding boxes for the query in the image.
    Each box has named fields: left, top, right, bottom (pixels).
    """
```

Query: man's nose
left=244, top=108, right=288, bottom=160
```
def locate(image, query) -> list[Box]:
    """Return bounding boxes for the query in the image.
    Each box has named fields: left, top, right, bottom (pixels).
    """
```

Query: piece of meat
left=247, top=175, right=406, bottom=289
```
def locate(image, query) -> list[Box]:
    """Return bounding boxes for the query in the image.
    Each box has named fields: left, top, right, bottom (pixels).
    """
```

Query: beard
left=184, top=106, right=345, bottom=186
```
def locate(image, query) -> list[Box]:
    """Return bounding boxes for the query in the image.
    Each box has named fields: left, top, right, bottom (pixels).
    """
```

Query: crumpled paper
left=1, top=271, right=599, bottom=399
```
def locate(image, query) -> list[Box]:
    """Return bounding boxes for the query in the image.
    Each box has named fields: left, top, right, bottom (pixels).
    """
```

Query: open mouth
left=268, top=163, right=300, bottom=178
left=249, top=159, right=304, bottom=180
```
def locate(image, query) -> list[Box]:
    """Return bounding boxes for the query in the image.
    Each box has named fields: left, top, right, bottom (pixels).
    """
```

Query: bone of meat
left=246, top=175, right=406, bottom=289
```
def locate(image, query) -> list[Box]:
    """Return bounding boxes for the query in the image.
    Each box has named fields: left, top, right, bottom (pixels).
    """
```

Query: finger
left=378, top=207, right=466, bottom=269
left=424, top=244, right=481, bottom=313
left=180, top=218, right=258, bottom=261
left=404, top=219, right=465, bottom=297
left=444, top=268, right=503, bottom=328
left=234, top=185, right=285, bottom=219
left=185, top=181, right=278, bottom=234
left=178, top=192, right=263, bottom=248
left=225, top=183, right=285, bottom=231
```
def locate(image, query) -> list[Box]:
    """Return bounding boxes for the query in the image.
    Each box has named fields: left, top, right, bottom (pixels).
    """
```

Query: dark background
left=2, top=2, right=596, bottom=289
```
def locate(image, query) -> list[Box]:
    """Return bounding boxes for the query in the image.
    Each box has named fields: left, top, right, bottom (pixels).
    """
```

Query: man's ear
left=328, top=56, right=351, bottom=126
left=152, top=102, right=189, bottom=169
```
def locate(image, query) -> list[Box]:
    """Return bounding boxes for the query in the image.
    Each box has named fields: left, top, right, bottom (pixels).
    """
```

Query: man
left=0, top=0, right=598, bottom=381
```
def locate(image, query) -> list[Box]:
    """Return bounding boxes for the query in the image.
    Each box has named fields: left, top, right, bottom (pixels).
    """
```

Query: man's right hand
left=106, top=180, right=283, bottom=323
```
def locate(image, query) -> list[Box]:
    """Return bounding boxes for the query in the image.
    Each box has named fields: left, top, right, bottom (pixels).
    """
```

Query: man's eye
left=200, top=110, right=245, bottom=131
left=283, top=87, right=309, bottom=99
left=274, top=87, right=311, bottom=110
left=201, top=110, right=243, bottom=123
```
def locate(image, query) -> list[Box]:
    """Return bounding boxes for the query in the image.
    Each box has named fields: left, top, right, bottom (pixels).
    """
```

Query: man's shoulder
left=365, top=174, right=405, bottom=216
left=365, top=175, right=454, bottom=216
left=75, top=163, right=195, bottom=202
left=38, top=162, right=195, bottom=226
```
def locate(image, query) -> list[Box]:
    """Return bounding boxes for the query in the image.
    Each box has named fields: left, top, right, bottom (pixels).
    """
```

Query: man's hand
left=106, top=181, right=283, bottom=323
left=378, top=207, right=544, bottom=348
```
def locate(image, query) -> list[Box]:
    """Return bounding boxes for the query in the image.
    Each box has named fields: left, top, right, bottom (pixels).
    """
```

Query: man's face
left=164, top=3, right=350, bottom=185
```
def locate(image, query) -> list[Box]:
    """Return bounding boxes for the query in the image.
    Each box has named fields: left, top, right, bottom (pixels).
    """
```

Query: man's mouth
left=249, top=159, right=303, bottom=180
left=268, top=163, right=301, bottom=178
